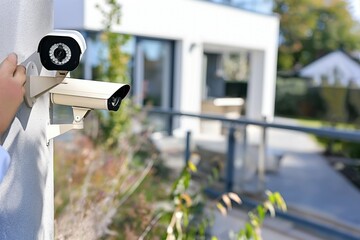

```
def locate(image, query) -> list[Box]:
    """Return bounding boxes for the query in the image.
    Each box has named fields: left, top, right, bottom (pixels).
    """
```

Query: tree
left=94, top=0, right=132, bottom=151
left=274, top=0, right=360, bottom=71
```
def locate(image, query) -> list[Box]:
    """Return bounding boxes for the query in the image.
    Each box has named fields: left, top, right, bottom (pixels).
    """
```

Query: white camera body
left=25, top=30, right=88, bottom=107
left=50, top=78, right=130, bottom=111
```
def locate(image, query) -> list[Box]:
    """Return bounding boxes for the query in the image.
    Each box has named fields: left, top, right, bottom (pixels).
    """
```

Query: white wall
left=55, top=0, right=279, bottom=131
left=0, top=1, right=54, bottom=239
left=54, top=0, right=84, bottom=30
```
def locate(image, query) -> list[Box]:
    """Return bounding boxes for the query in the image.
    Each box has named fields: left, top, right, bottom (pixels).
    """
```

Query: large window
left=203, top=51, right=250, bottom=99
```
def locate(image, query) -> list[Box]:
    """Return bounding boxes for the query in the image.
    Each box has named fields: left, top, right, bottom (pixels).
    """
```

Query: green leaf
left=216, top=203, right=227, bottom=216
left=188, top=161, right=197, bottom=172
left=212, top=168, right=219, bottom=180
left=257, top=205, right=266, bottom=221
left=183, top=211, right=189, bottom=228
left=249, top=212, right=260, bottom=228
left=183, top=171, right=191, bottom=189
left=245, top=222, right=254, bottom=238
left=266, top=191, right=276, bottom=205
left=274, top=192, right=287, bottom=212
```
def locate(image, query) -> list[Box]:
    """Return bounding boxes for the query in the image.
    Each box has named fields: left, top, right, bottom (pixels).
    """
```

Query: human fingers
left=0, top=53, right=17, bottom=76
left=14, top=65, right=26, bottom=85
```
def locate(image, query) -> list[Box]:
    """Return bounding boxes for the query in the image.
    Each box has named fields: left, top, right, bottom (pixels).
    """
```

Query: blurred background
left=52, top=0, right=360, bottom=239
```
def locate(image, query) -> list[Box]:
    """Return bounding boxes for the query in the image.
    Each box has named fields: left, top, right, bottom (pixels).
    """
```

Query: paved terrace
left=152, top=117, right=360, bottom=239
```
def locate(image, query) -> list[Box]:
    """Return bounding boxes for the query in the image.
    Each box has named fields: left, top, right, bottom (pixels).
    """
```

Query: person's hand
left=0, top=53, right=26, bottom=134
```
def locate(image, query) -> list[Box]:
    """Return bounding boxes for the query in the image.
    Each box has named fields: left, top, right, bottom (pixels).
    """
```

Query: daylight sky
left=247, top=0, right=360, bottom=19
left=349, top=0, right=360, bottom=20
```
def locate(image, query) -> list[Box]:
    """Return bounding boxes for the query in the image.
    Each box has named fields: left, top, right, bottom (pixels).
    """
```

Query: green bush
left=320, top=87, right=348, bottom=123
left=275, top=77, right=326, bottom=118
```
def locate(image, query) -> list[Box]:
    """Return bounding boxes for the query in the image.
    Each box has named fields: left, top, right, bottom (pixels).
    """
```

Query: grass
left=297, top=118, right=357, bottom=130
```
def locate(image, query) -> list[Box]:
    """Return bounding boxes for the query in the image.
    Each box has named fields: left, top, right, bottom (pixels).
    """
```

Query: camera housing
left=50, top=78, right=131, bottom=111
left=47, top=79, right=130, bottom=142
left=25, top=29, right=132, bottom=142
left=37, top=30, right=86, bottom=72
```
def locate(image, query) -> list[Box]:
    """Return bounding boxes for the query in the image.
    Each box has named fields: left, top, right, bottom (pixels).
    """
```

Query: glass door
left=134, top=38, right=174, bottom=132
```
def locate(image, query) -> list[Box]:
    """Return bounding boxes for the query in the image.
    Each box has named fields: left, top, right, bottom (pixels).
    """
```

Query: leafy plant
left=237, top=191, right=287, bottom=240
left=93, top=0, right=133, bottom=150
left=141, top=156, right=287, bottom=240
left=213, top=191, right=287, bottom=240
left=139, top=161, right=213, bottom=240
left=54, top=132, right=155, bottom=240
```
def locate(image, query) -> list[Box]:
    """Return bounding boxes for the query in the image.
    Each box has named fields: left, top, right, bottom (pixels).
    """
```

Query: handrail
left=147, top=107, right=360, bottom=239
left=147, top=107, right=360, bottom=142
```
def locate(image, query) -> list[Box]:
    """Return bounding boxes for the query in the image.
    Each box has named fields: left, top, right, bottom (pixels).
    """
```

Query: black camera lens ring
left=49, top=43, right=72, bottom=66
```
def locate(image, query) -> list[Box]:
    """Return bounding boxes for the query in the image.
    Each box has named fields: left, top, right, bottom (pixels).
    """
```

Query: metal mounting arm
left=46, top=107, right=91, bottom=143
left=24, top=61, right=68, bottom=107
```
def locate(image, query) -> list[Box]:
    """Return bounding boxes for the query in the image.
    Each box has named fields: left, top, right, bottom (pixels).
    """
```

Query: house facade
left=299, top=50, right=360, bottom=87
left=54, top=0, right=279, bottom=133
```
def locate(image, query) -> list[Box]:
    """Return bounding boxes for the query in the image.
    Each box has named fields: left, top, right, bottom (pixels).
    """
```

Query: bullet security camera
left=49, top=78, right=131, bottom=111
left=37, top=30, right=86, bottom=72
left=47, top=78, right=130, bottom=142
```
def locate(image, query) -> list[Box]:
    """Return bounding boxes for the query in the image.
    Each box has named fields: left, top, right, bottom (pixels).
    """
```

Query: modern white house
left=54, top=0, right=280, bottom=134
left=299, top=50, right=360, bottom=87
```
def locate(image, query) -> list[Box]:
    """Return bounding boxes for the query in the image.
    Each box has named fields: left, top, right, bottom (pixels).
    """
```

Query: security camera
left=47, top=78, right=130, bottom=142
left=37, top=30, right=86, bottom=72
left=49, top=78, right=131, bottom=111
left=24, top=30, right=87, bottom=107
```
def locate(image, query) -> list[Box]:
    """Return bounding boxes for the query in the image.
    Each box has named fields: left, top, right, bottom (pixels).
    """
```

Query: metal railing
left=148, top=107, right=360, bottom=191
left=147, top=107, right=360, bottom=240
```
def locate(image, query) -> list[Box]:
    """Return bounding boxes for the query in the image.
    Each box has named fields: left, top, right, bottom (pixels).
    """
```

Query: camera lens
left=107, top=94, right=122, bottom=111
left=54, top=46, right=66, bottom=62
left=49, top=43, right=72, bottom=65
left=110, top=96, right=121, bottom=107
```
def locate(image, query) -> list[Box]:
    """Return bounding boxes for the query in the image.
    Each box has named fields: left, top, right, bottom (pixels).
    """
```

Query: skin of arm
left=0, top=53, right=26, bottom=135
left=0, top=53, right=26, bottom=183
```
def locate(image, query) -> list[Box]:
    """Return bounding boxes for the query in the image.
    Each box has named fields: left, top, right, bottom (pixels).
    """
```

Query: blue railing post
left=184, top=131, right=191, bottom=165
left=258, top=117, right=267, bottom=192
left=240, top=124, right=247, bottom=188
left=167, top=115, right=173, bottom=136
left=226, top=126, right=236, bottom=192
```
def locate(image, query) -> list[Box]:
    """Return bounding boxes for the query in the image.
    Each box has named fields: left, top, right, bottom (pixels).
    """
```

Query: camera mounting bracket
left=24, top=61, right=68, bottom=107
left=46, top=107, right=91, bottom=144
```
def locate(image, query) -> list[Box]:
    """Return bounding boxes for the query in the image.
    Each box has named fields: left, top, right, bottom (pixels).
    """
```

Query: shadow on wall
left=0, top=0, right=54, bottom=238
left=0, top=98, right=52, bottom=239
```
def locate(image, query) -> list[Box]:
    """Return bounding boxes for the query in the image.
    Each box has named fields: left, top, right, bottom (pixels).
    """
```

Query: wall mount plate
left=24, top=62, right=66, bottom=108
left=24, top=61, right=39, bottom=107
